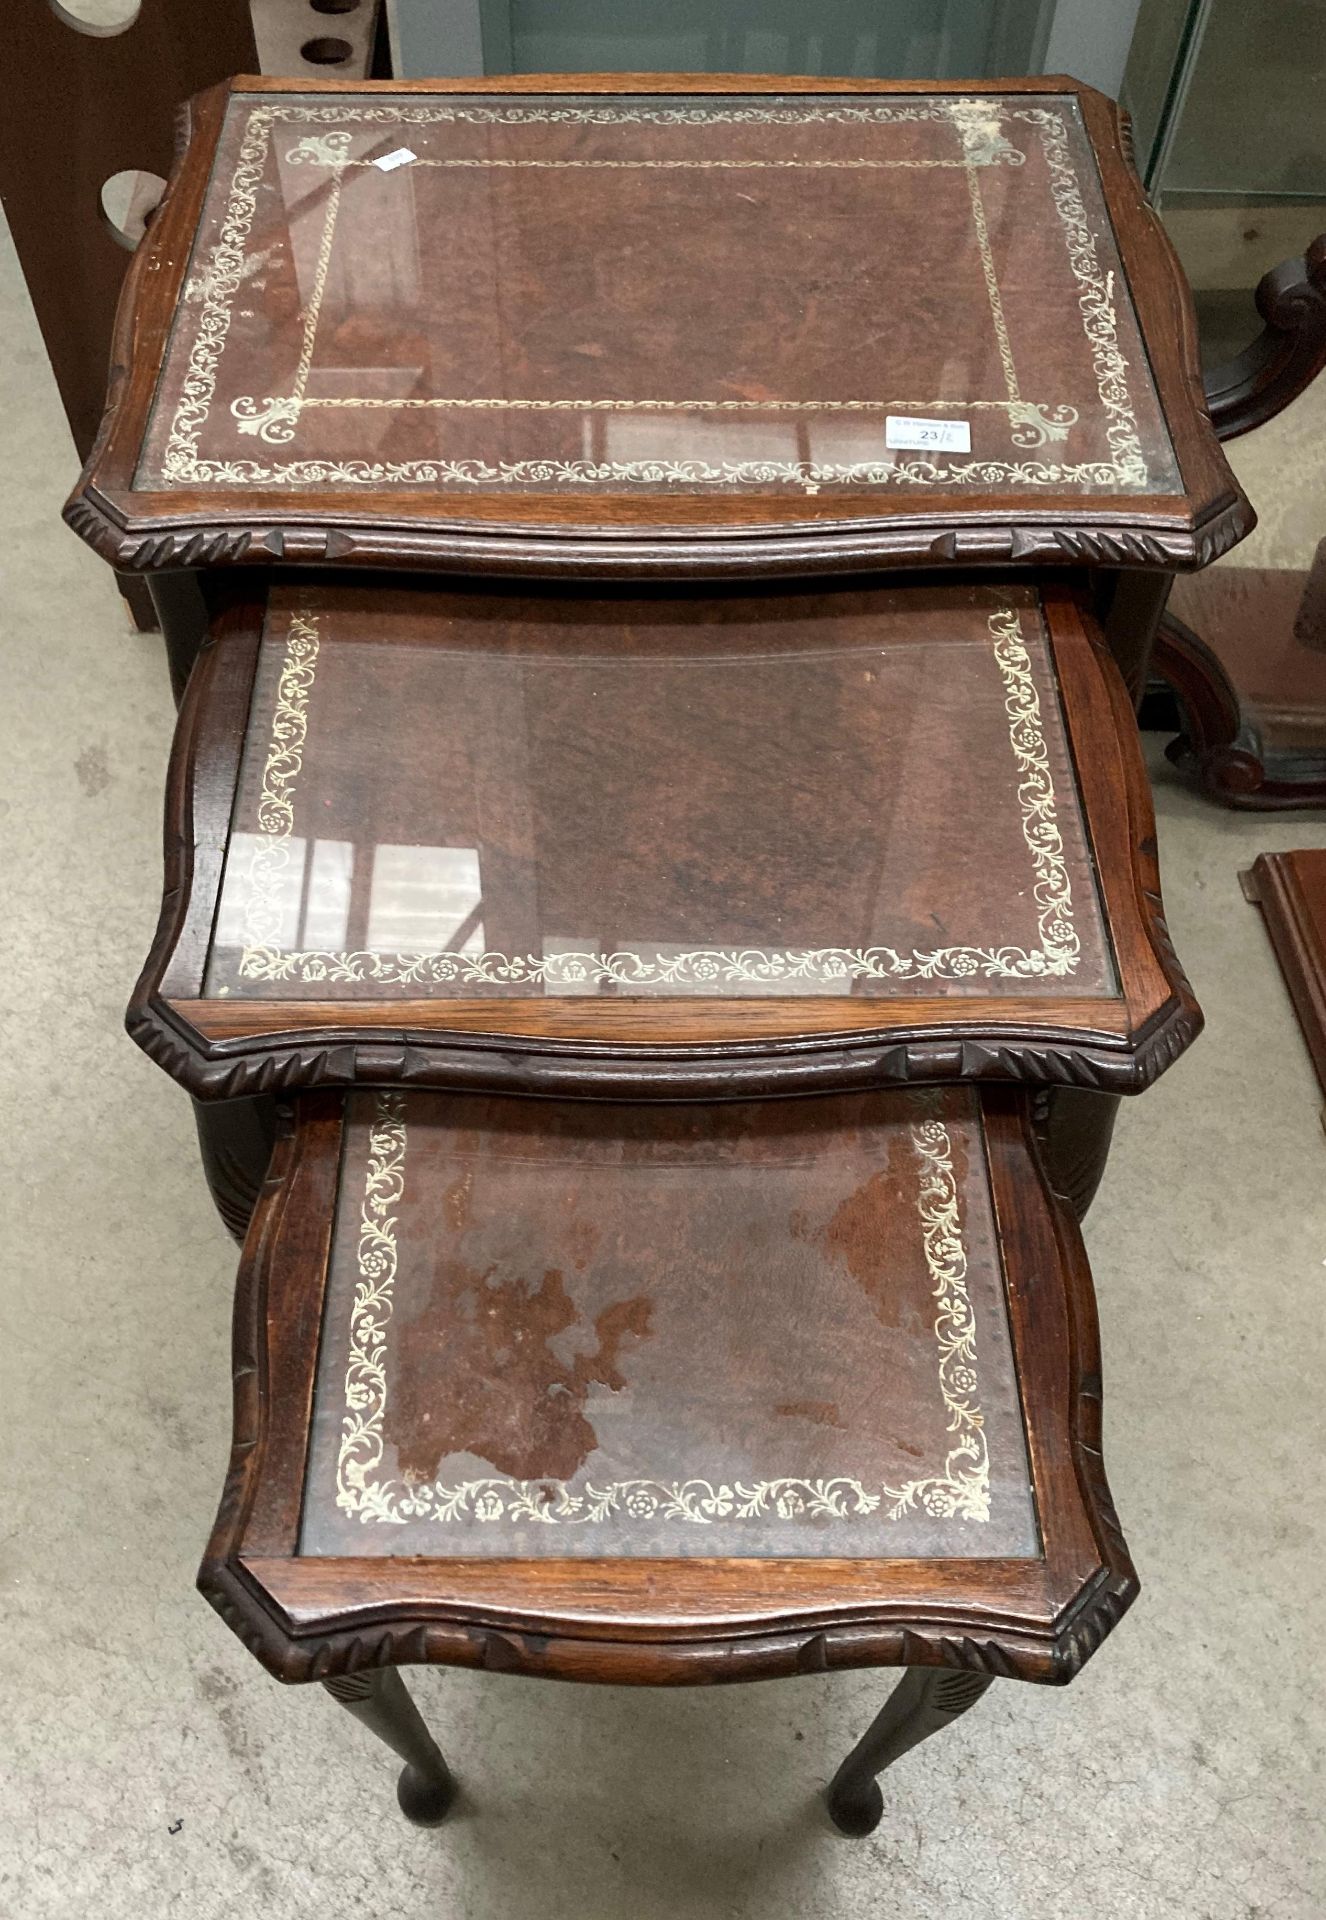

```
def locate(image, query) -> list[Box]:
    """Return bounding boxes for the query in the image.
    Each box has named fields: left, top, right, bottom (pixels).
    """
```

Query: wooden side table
left=64, top=73, right=1252, bottom=702
left=128, top=576, right=1197, bottom=1231
left=202, top=1084, right=1133, bottom=1833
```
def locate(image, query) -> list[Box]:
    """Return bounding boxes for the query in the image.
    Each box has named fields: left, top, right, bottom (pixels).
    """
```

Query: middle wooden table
left=134, top=577, right=1194, bottom=1113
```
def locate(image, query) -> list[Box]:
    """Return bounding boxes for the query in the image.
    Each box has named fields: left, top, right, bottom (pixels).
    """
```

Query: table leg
left=1095, top=567, right=1172, bottom=707
left=147, top=571, right=212, bottom=707
left=1032, top=1088, right=1120, bottom=1219
left=192, top=1095, right=277, bottom=1242
left=825, top=1668, right=994, bottom=1837
left=322, top=1669, right=457, bottom=1827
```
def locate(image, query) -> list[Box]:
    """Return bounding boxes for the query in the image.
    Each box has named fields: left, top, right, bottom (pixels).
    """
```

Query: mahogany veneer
left=65, top=73, right=1251, bottom=584
left=130, top=577, right=1199, bottom=1102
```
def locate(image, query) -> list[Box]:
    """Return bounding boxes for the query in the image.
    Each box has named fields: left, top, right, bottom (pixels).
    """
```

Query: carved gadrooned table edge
left=197, top=1559, right=1139, bottom=1690
left=129, top=1002, right=1203, bottom=1102
left=64, top=489, right=1255, bottom=581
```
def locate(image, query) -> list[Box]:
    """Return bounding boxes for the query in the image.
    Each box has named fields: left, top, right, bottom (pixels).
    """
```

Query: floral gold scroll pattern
left=232, top=146, right=344, bottom=449
left=883, top=1104, right=989, bottom=1522
left=1021, top=105, right=1149, bottom=486
left=153, top=97, right=1153, bottom=490
left=988, top=604, right=1079, bottom=978
left=960, top=154, right=1082, bottom=449
left=333, top=1090, right=989, bottom=1529
left=232, top=605, right=1079, bottom=988
left=237, top=610, right=319, bottom=951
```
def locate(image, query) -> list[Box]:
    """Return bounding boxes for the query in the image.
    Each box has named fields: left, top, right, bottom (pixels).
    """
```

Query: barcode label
left=885, top=415, right=972, bottom=453
left=374, top=148, right=418, bottom=172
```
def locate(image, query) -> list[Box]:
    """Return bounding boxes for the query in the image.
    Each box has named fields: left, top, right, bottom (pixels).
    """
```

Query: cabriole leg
left=1032, top=1088, right=1121, bottom=1220
left=826, top=1668, right=994, bottom=1837
left=193, top=1094, right=278, bottom=1243
left=322, top=1669, right=457, bottom=1826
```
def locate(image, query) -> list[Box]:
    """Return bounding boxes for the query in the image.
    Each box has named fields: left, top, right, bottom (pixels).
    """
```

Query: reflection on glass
left=303, top=839, right=354, bottom=948
left=212, top=832, right=308, bottom=953
left=393, top=1, right=1056, bottom=89
left=139, top=90, right=1180, bottom=497
left=365, top=845, right=484, bottom=954
left=202, top=585, right=1118, bottom=1005
left=1131, top=0, right=1326, bottom=367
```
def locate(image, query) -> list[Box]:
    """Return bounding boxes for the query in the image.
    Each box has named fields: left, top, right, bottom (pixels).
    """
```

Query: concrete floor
left=2, top=202, right=1325, bottom=1918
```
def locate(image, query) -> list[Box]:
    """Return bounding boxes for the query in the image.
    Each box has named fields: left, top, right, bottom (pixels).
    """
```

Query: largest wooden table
left=67, top=72, right=1251, bottom=699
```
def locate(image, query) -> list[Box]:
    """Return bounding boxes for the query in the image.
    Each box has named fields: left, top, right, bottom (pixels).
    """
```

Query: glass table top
left=298, top=1087, right=1038, bottom=1560
left=202, top=582, right=1117, bottom=1005
left=138, top=88, right=1180, bottom=499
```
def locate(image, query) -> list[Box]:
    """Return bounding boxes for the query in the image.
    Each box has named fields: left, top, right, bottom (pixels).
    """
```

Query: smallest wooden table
left=203, top=1083, right=1133, bottom=1832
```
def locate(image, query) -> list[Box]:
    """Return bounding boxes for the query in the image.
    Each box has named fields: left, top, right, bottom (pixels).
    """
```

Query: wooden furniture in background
left=1203, top=234, right=1326, bottom=444
left=201, top=1085, right=1135, bottom=1832
left=1152, top=235, right=1326, bottom=806
left=248, top=0, right=386, bottom=82
left=2, top=2, right=387, bottom=635
left=1154, top=551, right=1326, bottom=806
left=1, top=0, right=259, bottom=627
left=1242, top=851, right=1326, bottom=1116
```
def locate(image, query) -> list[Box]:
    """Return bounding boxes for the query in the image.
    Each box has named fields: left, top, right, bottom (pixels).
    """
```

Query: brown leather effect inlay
left=137, top=89, right=1179, bottom=497
left=298, top=1087, right=1039, bottom=1560
left=203, top=581, right=1116, bottom=1007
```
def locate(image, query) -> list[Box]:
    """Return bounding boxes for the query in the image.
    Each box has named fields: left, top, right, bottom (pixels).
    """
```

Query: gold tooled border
left=225, top=603, right=1081, bottom=989
left=152, top=97, right=1152, bottom=491
left=332, top=1088, right=990, bottom=1530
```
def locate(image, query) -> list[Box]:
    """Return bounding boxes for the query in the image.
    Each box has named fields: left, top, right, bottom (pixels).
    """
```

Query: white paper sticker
left=373, top=147, right=418, bottom=172
left=885, top=415, right=972, bottom=454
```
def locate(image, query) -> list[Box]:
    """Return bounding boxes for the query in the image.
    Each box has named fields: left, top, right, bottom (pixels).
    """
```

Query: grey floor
left=2, top=203, right=1325, bottom=1918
